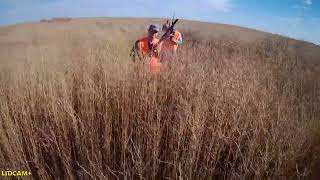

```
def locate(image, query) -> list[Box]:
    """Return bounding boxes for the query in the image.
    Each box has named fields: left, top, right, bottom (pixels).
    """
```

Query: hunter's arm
left=135, top=40, right=143, bottom=61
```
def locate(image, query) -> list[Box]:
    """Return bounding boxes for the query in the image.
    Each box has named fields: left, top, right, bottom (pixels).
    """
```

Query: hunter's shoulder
left=175, top=30, right=182, bottom=35
left=137, top=37, right=148, bottom=42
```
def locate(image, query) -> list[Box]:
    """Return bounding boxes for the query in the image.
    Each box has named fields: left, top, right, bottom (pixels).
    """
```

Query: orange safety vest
left=137, top=37, right=162, bottom=73
left=163, top=30, right=182, bottom=51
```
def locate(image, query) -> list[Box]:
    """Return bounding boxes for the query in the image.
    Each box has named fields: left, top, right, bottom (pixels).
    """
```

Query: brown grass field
left=0, top=17, right=320, bottom=179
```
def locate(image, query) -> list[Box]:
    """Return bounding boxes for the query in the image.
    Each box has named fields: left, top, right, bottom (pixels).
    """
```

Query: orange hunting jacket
left=136, top=37, right=162, bottom=73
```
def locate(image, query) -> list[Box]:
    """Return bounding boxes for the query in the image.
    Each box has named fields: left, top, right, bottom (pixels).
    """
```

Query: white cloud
left=304, top=0, right=312, bottom=6
left=170, top=0, right=235, bottom=13
left=207, top=0, right=234, bottom=12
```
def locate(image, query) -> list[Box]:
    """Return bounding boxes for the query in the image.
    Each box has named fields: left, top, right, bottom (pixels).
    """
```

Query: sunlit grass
left=0, top=31, right=319, bottom=179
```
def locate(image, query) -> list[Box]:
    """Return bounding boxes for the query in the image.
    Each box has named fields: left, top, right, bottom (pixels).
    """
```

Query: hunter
left=161, top=20, right=183, bottom=62
left=134, top=24, right=162, bottom=73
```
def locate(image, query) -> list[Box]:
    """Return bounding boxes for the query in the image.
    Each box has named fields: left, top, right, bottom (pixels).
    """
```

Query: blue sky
left=0, top=0, right=319, bottom=44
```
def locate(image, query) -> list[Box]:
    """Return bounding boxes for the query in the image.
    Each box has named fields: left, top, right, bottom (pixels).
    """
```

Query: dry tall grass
left=0, top=31, right=319, bottom=179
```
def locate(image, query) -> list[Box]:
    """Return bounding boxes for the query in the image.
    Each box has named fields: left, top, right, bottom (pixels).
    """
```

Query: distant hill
left=0, top=17, right=319, bottom=67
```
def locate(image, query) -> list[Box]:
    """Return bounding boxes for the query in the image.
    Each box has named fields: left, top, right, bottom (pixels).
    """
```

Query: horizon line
left=0, top=16, right=319, bottom=46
